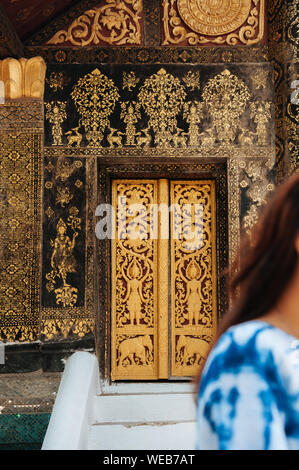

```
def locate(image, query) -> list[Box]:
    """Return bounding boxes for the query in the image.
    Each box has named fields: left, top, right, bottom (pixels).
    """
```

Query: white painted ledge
left=42, top=351, right=99, bottom=450
left=88, top=422, right=197, bottom=450
left=92, top=393, right=197, bottom=424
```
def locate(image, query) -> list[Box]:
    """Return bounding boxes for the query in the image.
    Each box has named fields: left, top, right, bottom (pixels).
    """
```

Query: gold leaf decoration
left=202, top=69, right=251, bottom=144
left=163, top=0, right=265, bottom=46
left=138, top=68, right=186, bottom=148
left=45, top=101, right=67, bottom=146
left=45, top=212, right=80, bottom=307
left=47, top=0, right=143, bottom=47
left=71, top=68, right=120, bottom=146
left=171, top=180, right=217, bottom=376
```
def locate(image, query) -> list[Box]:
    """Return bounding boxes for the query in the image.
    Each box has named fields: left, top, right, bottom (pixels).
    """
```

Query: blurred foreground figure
left=197, top=173, right=299, bottom=450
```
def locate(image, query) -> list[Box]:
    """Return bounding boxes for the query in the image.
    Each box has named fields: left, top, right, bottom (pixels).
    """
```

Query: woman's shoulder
left=214, top=319, right=297, bottom=361
left=199, top=320, right=299, bottom=395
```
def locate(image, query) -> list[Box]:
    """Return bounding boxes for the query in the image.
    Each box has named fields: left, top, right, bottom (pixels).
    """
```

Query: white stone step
left=89, top=392, right=197, bottom=450
left=88, top=421, right=197, bottom=450
left=92, top=392, right=197, bottom=424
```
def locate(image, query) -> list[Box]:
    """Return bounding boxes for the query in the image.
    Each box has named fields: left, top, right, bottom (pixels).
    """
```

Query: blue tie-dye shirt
left=197, top=320, right=299, bottom=450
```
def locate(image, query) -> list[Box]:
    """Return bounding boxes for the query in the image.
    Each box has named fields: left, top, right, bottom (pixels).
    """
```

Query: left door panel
left=111, top=180, right=161, bottom=380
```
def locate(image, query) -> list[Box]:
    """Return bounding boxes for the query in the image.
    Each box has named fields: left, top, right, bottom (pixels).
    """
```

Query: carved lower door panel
left=111, top=179, right=217, bottom=381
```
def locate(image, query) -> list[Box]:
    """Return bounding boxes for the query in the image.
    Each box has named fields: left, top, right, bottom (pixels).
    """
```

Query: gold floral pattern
left=47, top=0, right=143, bottom=46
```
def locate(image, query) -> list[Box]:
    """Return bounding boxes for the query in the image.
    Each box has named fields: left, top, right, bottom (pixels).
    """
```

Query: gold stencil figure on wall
left=45, top=101, right=67, bottom=146
left=183, top=101, right=203, bottom=146
left=250, top=101, right=272, bottom=146
left=120, top=101, right=141, bottom=146
left=46, top=209, right=81, bottom=308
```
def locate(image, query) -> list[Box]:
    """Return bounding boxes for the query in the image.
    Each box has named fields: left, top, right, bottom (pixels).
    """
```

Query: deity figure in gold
left=123, top=258, right=148, bottom=326
left=46, top=216, right=80, bottom=307
left=183, top=101, right=203, bottom=146
left=50, top=218, right=77, bottom=287
left=181, top=260, right=204, bottom=325
left=45, top=101, right=67, bottom=146
left=250, top=101, right=271, bottom=146
left=120, top=101, right=141, bottom=146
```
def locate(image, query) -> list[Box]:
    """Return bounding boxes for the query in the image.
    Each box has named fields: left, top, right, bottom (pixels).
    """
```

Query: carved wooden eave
left=46, top=0, right=143, bottom=47
left=25, top=0, right=144, bottom=47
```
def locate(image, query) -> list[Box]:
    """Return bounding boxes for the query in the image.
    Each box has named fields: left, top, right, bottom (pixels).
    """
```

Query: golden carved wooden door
left=111, top=179, right=217, bottom=380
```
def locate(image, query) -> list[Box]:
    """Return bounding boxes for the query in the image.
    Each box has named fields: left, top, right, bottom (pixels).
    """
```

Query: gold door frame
left=96, top=158, right=228, bottom=382
left=111, top=177, right=218, bottom=380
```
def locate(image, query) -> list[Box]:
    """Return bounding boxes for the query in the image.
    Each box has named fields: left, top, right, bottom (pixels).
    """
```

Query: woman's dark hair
left=195, top=172, right=299, bottom=387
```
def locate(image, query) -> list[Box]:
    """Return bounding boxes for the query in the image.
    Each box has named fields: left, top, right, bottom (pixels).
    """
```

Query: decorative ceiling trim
left=24, top=45, right=270, bottom=64
left=46, top=0, right=143, bottom=47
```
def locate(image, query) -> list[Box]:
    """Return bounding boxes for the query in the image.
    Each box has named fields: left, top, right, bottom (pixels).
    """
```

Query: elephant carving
left=176, top=335, right=210, bottom=366
left=117, top=335, right=153, bottom=367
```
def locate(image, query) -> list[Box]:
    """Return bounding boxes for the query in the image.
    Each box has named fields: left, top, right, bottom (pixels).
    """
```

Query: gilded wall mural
left=268, top=0, right=298, bottom=178
left=41, top=155, right=96, bottom=340
left=162, top=0, right=266, bottom=46
left=44, top=63, right=274, bottom=153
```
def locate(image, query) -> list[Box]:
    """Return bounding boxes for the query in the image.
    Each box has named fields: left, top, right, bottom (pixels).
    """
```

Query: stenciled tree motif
left=71, top=68, right=120, bottom=146
left=138, top=68, right=186, bottom=147
left=202, top=69, right=251, bottom=144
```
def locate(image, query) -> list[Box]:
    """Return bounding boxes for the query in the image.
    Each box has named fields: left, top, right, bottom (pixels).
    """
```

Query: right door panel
left=170, top=180, right=217, bottom=377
